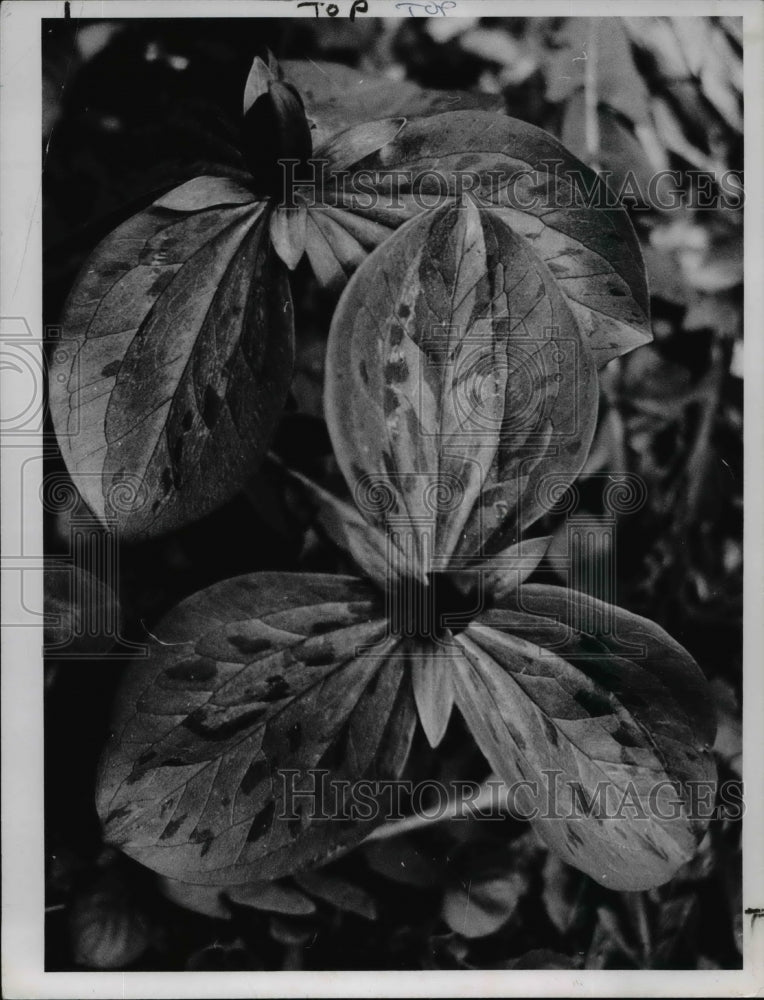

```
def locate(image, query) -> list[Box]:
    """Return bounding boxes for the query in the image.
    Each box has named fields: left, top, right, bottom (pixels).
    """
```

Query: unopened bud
left=242, top=58, right=313, bottom=196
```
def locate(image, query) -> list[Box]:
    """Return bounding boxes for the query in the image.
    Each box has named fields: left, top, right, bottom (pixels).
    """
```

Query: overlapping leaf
left=50, top=178, right=294, bottom=540
left=450, top=584, right=716, bottom=890
left=90, top=55, right=716, bottom=898
left=325, top=201, right=598, bottom=572
left=96, top=574, right=416, bottom=884
left=316, top=111, right=651, bottom=365
left=281, top=59, right=503, bottom=149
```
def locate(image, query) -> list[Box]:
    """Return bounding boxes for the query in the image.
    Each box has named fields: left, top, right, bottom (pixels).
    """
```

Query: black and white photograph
left=1, top=1, right=762, bottom=996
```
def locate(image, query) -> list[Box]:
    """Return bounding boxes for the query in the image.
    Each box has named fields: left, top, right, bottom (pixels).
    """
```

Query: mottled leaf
left=96, top=573, right=416, bottom=884
left=450, top=584, right=716, bottom=890
left=317, top=111, right=651, bottom=364
left=325, top=201, right=598, bottom=573
left=50, top=180, right=294, bottom=540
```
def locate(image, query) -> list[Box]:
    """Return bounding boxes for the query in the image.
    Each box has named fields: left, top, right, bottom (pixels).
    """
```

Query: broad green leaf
left=442, top=873, right=526, bottom=938
left=281, top=59, right=503, bottom=149
left=450, top=584, right=716, bottom=891
left=325, top=201, right=598, bottom=573
left=50, top=181, right=294, bottom=540
left=96, top=573, right=416, bottom=885
left=317, top=111, right=651, bottom=365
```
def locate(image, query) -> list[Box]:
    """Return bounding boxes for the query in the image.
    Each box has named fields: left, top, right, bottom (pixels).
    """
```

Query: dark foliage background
left=43, top=15, right=743, bottom=972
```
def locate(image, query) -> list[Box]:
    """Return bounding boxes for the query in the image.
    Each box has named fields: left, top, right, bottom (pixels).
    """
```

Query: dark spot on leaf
left=542, top=716, right=559, bottom=747
left=384, top=358, right=409, bottom=383
left=246, top=801, right=275, bottom=842
left=571, top=633, right=605, bottom=659
left=398, top=304, right=410, bottom=319
left=612, top=720, right=643, bottom=748
left=202, top=385, right=223, bottom=429
left=181, top=409, right=194, bottom=431
left=160, top=815, right=186, bottom=840
left=262, top=674, right=290, bottom=701
left=350, top=462, right=366, bottom=486
left=101, top=360, right=121, bottom=378
left=165, top=658, right=216, bottom=684
left=182, top=706, right=265, bottom=741
left=359, top=360, right=369, bottom=385
left=228, top=634, right=272, bottom=656
left=573, top=688, right=612, bottom=717
left=381, top=451, right=396, bottom=480
left=104, top=805, right=131, bottom=826
left=642, top=837, right=670, bottom=861
left=389, top=322, right=403, bottom=347
left=310, top=619, right=348, bottom=636
left=240, top=756, right=270, bottom=795
left=566, top=825, right=584, bottom=848
left=199, top=837, right=213, bottom=857
left=317, top=728, right=348, bottom=773
left=190, top=826, right=213, bottom=845
left=137, top=750, right=157, bottom=767
left=161, top=467, right=173, bottom=495
left=383, top=386, right=398, bottom=415
left=302, top=646, right=336, bottom=667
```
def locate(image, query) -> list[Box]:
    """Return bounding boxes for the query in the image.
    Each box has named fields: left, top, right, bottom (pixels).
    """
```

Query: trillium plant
left=51, top=54, right=716, bottom=893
